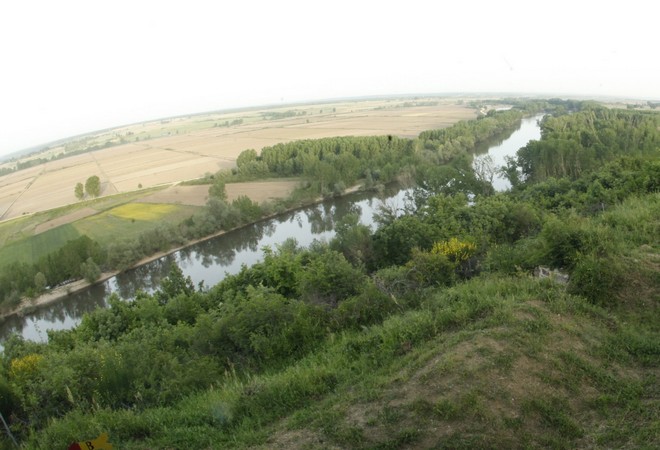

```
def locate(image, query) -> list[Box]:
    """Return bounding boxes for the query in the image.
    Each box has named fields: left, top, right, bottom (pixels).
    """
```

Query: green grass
left=0, top=214, right=33, bottom=247
left=73, top=203, right=200, bottom=246
left=0, top=198, right=199, bottom=265
left=0, top=186, right=168, bottom=246
left=28, top=275, right=658, bottom=449
left=0, top=223, right=80, bottom=265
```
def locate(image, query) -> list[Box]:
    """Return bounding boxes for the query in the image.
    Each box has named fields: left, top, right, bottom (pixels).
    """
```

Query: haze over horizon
left=1, top=0, right=658, bottom=157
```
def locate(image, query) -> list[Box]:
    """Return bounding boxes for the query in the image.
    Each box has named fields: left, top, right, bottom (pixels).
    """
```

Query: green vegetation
left=84, top=175, right=101, bottom=198
left=0, top=235, right=104, bottom=305
left=72, top=204, right=198, bottom=246
left=0, top=224, right=81, bottom=266
left=510, top=108, right=659, bottom=184
left=74, top=182, right=84, bottom=200
left=0, top=100, right=658, bottom=448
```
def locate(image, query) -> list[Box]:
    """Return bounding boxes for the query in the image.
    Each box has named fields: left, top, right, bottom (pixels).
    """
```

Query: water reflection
left=1, top=118, right=541, bottom=343
left=473, top=115, right=544, bottom=191
left=0, top=187, right=407, bottom=342
left=305, top=202, right=363, bottom=234
left=0, top=283, right=108, bottom=342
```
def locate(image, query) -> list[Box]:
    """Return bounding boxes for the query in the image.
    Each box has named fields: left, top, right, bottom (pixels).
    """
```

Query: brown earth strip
left=34, top=207, right=99, bottom=234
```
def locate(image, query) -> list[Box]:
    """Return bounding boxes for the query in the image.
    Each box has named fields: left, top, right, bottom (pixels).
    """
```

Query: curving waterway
left=0, top=114, right=543, bottom=343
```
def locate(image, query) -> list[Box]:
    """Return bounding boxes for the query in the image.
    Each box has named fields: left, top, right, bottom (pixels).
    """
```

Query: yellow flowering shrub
left=10, top=354, right=43, bottom=380
left=432, top=238, right=477, bottom=263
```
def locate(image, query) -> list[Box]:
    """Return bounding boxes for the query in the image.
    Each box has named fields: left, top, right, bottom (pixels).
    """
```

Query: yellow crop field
left=108, top=203, right=178, bottom=221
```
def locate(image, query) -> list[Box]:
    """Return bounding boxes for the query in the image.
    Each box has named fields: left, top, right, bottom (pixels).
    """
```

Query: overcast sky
left=0, top=0, right=658, bottom=156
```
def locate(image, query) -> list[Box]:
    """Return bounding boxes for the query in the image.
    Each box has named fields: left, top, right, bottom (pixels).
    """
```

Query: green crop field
left=0, top=201, right=200, bottom=266
left=73, top=203, right=200, bottom=246
left=0, top=223, right=80, bottom=265
left=0, top=215, right=34, bottom=247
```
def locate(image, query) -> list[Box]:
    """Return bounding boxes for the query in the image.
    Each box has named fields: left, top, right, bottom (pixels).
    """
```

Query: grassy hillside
left=24, top=270, right=658, bottom=449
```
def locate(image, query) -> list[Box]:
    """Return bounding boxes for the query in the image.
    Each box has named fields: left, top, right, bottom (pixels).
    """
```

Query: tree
left=80, top=257, right=101, bottom=283
left=34, top=272, right=47, bottom=294
left=74, top=182, right=84, bottom=200
left=208, top=178, right=226, bottom=200
left=85, top=175, right=101, bottom=197
left=330, top=213, right=373, bottom=267
left=236, top=148, right=258, bottom=170
left=297, top=248, right=364, bottom=307
left=156, top=264, right=195, bottom=304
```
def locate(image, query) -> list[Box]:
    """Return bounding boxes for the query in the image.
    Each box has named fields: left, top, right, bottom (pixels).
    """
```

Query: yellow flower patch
left=107, top=203, right=177, bottom=221
left=432, top=238, right=477, bottom=263
left=10, top=354, right=43, bottom=380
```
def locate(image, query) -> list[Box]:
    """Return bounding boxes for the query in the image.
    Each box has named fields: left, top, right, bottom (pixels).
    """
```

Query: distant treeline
left=261, top=110, right=307, bottom=120
left=0, top=158, right=51, bottom=177
left=0, top=142, right=118, bottom=179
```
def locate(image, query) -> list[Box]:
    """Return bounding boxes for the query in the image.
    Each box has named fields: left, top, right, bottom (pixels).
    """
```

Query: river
left=0, top=114, right=543, bottom=343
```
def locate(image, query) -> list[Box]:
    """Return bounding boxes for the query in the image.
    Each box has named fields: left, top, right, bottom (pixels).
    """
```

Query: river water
left=0, top=114, right=543, bottom=343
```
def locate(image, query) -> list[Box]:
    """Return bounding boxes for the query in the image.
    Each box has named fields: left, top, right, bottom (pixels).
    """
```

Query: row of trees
left=74, top=175, right=101, bottom=200
left=0, top=236, right=104, bottom=305
left=233, top=109, right=537, bottom=198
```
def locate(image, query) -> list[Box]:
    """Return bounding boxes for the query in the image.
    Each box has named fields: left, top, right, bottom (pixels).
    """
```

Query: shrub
left=568, top=253, right=623, bottom=305
left=333, top=282, right=399, bottom=329
left=406, top=248, right=456, bottom=287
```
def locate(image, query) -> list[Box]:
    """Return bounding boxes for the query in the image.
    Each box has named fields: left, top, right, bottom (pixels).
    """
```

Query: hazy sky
left=1, top=0, right=658, bottom=156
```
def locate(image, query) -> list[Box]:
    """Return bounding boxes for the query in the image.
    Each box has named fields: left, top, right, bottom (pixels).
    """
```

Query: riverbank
left=0, top=184, right=367, bottom=321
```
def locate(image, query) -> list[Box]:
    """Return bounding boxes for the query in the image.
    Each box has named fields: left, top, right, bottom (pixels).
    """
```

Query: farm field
left=72, top=203, right=201, bottom=246
left=0, top=203, right=201, bottom=264
left=0, top=99, right=476, bottom=221
left=0, top=180, right=301, bottom=266
left=138, top=180, right=300, bottom=206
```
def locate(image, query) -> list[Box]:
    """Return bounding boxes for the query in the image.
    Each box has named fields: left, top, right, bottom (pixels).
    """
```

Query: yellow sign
left=67, top=432, right=112, bottom=450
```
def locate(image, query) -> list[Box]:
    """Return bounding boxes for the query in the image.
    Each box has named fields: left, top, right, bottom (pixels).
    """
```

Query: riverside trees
left=0, top=102, right=575, bottom=309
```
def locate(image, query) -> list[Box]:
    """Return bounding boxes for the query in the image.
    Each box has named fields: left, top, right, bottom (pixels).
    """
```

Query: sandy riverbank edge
left=0, top=185, right=366, bottom=321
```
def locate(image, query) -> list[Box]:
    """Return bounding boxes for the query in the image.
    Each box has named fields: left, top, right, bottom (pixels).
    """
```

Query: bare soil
left=137, top=180, right=299, bottom=207
left=34, top=207, right=99, bottom=234
left=225, top=181, right=299, bottom=203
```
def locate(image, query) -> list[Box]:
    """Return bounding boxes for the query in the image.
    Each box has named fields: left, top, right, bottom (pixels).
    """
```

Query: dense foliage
left=0, top=100, right=658, bottom=448
left=510, top=108, right=659, bottom=183
left=0, top=236, right=105, bottom=306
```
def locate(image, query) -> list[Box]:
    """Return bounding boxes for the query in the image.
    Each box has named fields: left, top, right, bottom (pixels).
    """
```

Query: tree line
left=0, top=236, right=104, bottom=306
left=508, top=107, right=659, bottom=184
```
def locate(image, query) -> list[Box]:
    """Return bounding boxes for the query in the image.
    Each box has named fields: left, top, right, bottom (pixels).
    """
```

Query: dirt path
left=34, top=207, right=98, bottom=234
left=0, top=167, right=44, bottom=220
